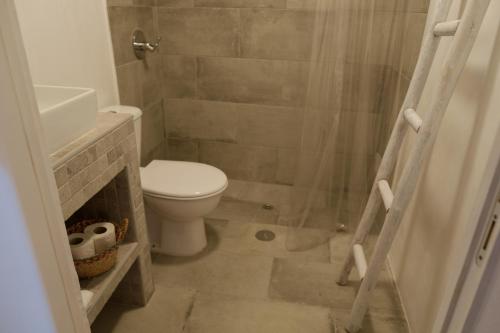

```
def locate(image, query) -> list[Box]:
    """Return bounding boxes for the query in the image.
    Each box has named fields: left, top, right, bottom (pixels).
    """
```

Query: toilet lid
left=140, top=160, right=228, bottom=199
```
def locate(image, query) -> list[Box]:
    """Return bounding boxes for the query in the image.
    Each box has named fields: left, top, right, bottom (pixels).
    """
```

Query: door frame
left=0, top=1, right=89, bottom=332
left=432, top=128, right=500, bottom=333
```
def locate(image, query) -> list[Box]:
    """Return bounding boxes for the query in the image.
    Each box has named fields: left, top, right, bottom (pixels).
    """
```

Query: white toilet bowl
left=101, top=105, right=228, bottom=257
left=140, top=160, right=227, bottom=256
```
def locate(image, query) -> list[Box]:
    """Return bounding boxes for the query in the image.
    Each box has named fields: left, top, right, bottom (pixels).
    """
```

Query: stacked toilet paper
left=68, top=222, right=116, bottom=260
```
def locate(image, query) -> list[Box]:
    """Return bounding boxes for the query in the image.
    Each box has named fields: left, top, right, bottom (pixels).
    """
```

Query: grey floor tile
left=94, top=198, right=407, bottom=333
left=329, top=233, right=379, bottom=264
left=329, top=233, right=353, bottom=262
left=184, top=293, right=334, bottom=333
left=209, top=220, right=331, bottom=263
left=91, top=284, right=196, bottom=333
left=251, top=204, right=280, bottom=224
left=152, top=249, right=273, bottom=299
left=332, top=310, right=409, bottom=333
left=268, top=258, right=404, bottom=318
left=207, top=198, right=261, bottom=223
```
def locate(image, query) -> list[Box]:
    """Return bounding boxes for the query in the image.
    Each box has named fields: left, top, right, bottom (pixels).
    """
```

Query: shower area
left=95, top=0, right=429, bottom=331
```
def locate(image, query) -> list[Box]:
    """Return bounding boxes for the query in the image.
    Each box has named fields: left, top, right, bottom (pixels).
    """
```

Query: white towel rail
left=336, top=0, right=492, bottom=331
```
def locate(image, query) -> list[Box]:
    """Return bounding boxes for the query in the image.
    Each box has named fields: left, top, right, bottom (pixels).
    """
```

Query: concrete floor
left=92, top=198, right=408, bottom=332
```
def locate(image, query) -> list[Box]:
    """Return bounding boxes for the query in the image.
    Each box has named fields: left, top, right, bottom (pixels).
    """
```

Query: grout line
left=159, top=52, right=311, bottom=63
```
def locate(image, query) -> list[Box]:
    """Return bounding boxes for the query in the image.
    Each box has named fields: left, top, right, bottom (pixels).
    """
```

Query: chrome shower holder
left=132, top=29, right=161, bottom=60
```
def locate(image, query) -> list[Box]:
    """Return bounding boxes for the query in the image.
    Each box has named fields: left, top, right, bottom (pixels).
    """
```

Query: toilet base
left=158, top=217, right=207, bottom=256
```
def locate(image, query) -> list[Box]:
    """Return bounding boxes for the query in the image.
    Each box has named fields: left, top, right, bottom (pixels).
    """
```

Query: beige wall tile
left=336, top=111, right=379, bottom=155
left=66, top=148, right=96, bottom=177
left=286, top=0, right=428, bottom=13
left=164, top=99, right=238, bottom=142
left=287, top=0, right=418, bottom=11
left=161, top=55, right=197, bottom=98
left=377, top=72, right=409, bottom=155
left=142, top=141, right=166, bottom=165
left=194, top=0, right=286, bottom=8
left=108, top=0, right=156, bottom=6
left=106, top=0, right=417, bottom=186
left=341, top=11, right=406, bottom=66
left=370, top=0, right=411, bottom=12
left=116, top=61, right=142, bottom=107
left=54, top=165, right=69, bottom=188
left=329, top=152, right=375, bottom=193
left=157, top=8, right=239, bottom=56
left=376, top=68, right=406, bottom=154
left=139, top=54, right=163, bottom=108
left=58, top=183, right=72, bottom=204
left=197, top=57, right=308, bottom=107
left=286, top=0, right=316, bottom=9
left=108, top=6, right=155, bottom=66
left=116, top=57, right=163, bottom=109
left=400, top=13, right=426, bottom=79
left=240, top=9, right=314, bottom=61
left=199, top=141, right=278, bottom=182
left=340, top=64, right=391, bottom=113
left=166, top=138, right=200, bottom=162
left=408, top=0, right=429, bottom=13
left=276, top=149, right=297, bottom=184
left=157, top=0, right=195, bottom=7
left=236, top=104, right=301, bottom=148
left=141, top=101, right=165, bottom=165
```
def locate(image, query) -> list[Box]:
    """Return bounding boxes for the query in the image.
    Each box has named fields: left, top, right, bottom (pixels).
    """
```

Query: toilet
left=101, top=105, right=227, bottom=256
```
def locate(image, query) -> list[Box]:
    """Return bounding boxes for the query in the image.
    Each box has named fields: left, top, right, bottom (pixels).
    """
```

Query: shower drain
left=255, top=229, right=276, bottom=242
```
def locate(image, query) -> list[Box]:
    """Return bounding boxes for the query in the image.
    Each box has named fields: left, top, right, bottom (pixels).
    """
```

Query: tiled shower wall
left=106, top=0, right=428, bottom=185
left=161, top=1, right=313, bottom=185
left=107, top=1, right=164, bottom=166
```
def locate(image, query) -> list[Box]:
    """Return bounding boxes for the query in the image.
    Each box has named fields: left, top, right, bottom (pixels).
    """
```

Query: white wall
left=389, top=0, right=500, bottom=332
left=14, top=0, right=119, bottom=108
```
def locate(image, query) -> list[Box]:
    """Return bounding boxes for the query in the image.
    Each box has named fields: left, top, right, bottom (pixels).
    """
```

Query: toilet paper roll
left=84, top=222, right=116, bottom=254
left=80, top=289, right=94, bottom=309
left=68, top=233, right=95, bottom=260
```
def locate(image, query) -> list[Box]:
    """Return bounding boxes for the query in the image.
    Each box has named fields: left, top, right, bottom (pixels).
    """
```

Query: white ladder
left=336, top=0, right=492, bottom=331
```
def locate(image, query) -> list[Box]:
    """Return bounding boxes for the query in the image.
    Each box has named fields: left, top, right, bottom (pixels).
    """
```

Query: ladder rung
left=434, top=20, right=460, bottom=36
left=377, top=180, right=394, bottom=211
left=404, top=108, right=422, bottom=132
left=353, top=244, right=367, bottom=279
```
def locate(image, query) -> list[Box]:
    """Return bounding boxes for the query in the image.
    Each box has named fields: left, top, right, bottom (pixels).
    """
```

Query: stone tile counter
left=51, top=112, right=154, bottom=323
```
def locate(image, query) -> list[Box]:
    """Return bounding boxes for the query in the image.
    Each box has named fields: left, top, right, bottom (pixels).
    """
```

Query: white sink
left=34, top=85, right=97, bottom=154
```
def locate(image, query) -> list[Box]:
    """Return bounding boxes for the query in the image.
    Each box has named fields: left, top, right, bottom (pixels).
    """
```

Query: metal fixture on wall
left=132, top=29, right=160, bottom=59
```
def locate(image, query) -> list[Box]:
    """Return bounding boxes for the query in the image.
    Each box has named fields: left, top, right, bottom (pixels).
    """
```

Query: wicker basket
left=67, top=218, right=129, bottom=279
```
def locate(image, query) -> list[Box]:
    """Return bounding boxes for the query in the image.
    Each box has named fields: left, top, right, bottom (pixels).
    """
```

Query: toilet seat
left=140, top=160, right=228, bottom=200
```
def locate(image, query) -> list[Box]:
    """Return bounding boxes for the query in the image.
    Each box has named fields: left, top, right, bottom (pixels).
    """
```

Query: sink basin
left=34, top=85, right=97, bottom=154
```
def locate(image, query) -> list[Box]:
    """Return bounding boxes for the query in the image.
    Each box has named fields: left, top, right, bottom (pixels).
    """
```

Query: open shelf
left=80, top=242, right=140, bottom=323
